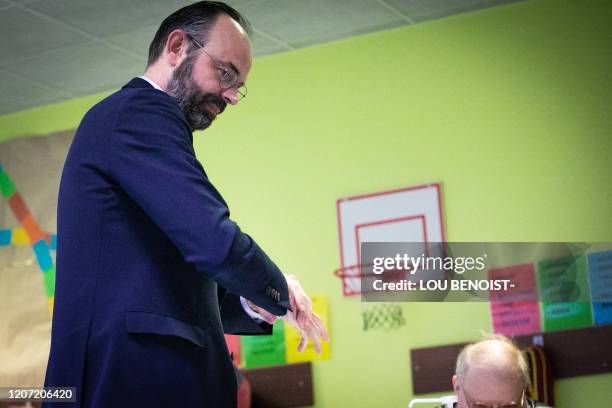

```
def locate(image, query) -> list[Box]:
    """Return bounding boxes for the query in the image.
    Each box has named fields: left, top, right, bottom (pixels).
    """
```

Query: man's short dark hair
left=147, top=1, right=252, bottom=67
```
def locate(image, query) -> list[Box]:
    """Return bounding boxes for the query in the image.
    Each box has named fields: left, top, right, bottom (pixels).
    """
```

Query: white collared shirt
left=139, top=75, right=164, bottom=91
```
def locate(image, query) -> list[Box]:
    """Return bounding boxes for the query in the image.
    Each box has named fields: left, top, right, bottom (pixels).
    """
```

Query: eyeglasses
left=187, top=35, right=247, bottom=100
left=462, top=386, right=527, bottom=408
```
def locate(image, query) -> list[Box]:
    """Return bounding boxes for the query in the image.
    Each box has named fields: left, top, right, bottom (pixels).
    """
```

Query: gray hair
left=455, top=333, right=530, bottom=388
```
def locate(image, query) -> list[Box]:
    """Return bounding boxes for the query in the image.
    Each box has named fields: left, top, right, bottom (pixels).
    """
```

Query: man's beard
left=166, top=53, right=226, bottom=131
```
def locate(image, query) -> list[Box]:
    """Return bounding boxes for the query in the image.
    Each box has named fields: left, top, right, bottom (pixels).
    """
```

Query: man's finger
left=297, top=334, right=308, bottom=352
left=309, top=326, right=322, bottom=354
left=289, top=290, right=297, bottom=312
left=311, top=314, right=330, bottom=342
left=290, top=291, right=308, bottom=327
left=297, top=302, right=308, bottom=326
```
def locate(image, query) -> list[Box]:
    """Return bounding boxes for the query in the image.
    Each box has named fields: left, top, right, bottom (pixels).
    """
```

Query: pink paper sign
left=489, top=264, right=542, bottom=336
left=225, top=334, right=242, bottom=366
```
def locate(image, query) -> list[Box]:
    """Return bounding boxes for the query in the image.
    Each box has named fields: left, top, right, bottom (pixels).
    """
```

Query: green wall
left=1, top=0, right=611, bottom=406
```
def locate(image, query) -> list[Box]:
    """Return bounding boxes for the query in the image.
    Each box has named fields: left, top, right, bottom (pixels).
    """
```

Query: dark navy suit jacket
left=43, top=78, right=290, bottom=408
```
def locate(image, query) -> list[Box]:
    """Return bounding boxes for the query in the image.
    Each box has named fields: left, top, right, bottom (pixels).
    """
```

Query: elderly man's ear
left=452, top=375, right=459, bottom=392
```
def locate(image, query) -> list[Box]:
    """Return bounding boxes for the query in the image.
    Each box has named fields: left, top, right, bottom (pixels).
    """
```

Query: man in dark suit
left=43, top=2, right=328, bottom=407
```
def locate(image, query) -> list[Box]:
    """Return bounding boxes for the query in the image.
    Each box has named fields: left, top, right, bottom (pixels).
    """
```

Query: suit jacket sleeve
left=109, top=89, right=290, bottom=316
left=217, top=285, right=274, bottom=336
left=218, top=287, right=273, bottom=335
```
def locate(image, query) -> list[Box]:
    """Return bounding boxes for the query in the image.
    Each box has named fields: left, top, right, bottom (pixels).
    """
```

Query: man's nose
left=222, top=88, right=240, bottom=105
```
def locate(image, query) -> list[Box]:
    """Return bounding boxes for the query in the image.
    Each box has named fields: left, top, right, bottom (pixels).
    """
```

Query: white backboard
left=336, top=183, right=445, bottom=296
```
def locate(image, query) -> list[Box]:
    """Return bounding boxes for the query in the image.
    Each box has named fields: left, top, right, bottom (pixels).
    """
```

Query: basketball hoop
left=334, top=263, right=410, bottom=297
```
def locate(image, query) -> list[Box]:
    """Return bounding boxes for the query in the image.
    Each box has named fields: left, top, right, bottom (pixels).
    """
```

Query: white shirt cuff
left=240, top=296, right=265, bottom=323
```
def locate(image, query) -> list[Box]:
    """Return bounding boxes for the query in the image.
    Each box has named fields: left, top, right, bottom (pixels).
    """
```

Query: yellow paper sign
left=285, top=295, right=331, bottom=362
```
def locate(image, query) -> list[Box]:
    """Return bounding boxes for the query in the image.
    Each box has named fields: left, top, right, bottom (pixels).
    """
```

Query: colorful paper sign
left=587, top=251, right=612, bottom=325
left=489, top=264, right=541, bottom=336
left=241, top=319, right=286, bottom=368
left=224, top=334, right=242, bottom=366
left=285, top=295, right=331, bottom=363
left=537, top=255, right=592, bottom=332
left=239, top=295, right=331, bottom=368
left=0, top=132, right=72, bottom=388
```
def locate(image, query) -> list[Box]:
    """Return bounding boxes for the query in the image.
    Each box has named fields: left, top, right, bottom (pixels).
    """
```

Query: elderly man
left=43, top=2, right=327, bottom=407
left=452, top=335, right=539, bottom=408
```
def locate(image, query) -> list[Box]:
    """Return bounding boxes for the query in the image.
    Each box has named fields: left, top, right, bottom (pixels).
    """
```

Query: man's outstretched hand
left=284, top=275, right=329, bottom=353
left=246, top=275, right=330, bottom=353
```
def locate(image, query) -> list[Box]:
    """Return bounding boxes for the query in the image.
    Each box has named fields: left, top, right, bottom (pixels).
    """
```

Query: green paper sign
left=537, top=255, right=592, bottom=332
left=241, top=319, right=286, bottom=368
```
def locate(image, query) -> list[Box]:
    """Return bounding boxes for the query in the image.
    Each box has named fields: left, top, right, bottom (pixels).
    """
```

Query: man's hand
left=283, top=303, right=329, bottom=353
left=283, top=275, right=329, bottom=354
left=285, top=274, right=312, bottom=327
left=245, top=275, right=330, bottom=353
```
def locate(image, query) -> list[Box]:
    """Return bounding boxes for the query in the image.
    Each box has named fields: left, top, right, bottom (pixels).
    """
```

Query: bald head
left=453, top=335, right=529, bottom=407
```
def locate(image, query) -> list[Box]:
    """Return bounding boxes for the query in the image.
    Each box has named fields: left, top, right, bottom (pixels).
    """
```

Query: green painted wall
left=1, top=0, right=610, bottom=406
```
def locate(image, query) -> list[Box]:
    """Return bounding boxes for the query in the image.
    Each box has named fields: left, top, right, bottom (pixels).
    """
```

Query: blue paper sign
left=588, top=251, right=612, bottom=325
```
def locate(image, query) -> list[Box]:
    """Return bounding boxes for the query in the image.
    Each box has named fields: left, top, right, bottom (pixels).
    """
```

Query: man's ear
left=452, top=374, right=459, bottom=392
left=164, top=29, right=189, bottom=68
